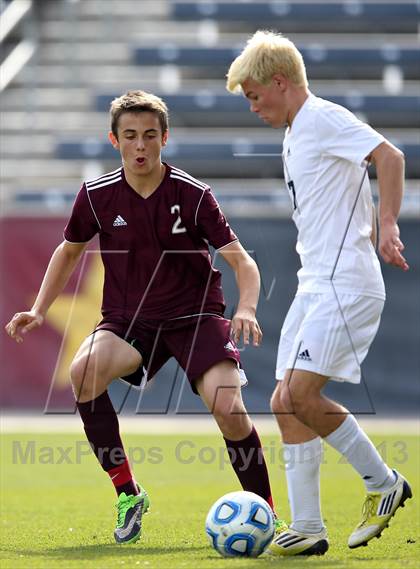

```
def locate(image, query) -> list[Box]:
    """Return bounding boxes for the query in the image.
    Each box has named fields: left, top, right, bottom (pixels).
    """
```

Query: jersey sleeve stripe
left=86, top=176, right=122, bottom=191
left=63, top=237, right=90, bottom=244
left=170, top=167, right=208, bottom=189
left=170, top=173, right=207, bottom=193
left=194, top=187, right=206, bottom=226
left=216, top=238, right=239, bottom=252
left=85, top=167, right=122, bottom=186
left=85, top=185, right=102, bottom=230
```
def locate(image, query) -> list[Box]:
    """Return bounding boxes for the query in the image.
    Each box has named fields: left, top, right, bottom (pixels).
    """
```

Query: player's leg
left=285, top=291, right=411, bottom=547
left=266, top=294, right=328, bottom=556
left=267, top=290, right=413, bottom=555
left=283, top=370, right=411, bottom=549
left=267, top=379, right=328, bottom=556
left=169, top=315, right=276, bottom=512
left=196, top=359, right=276, bottom=511
left=71, top=329, right=142, bottom=492
left=195, top=359, right=251, bottom=439
left=70, top=328, right=149, bottom=544
left=71, top=329, right=141, bottom=402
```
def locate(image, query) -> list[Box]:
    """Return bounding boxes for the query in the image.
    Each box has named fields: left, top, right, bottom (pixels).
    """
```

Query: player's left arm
left=369, top=140, right=409, bottom=271
left=218, top=241, right=263, bottom=346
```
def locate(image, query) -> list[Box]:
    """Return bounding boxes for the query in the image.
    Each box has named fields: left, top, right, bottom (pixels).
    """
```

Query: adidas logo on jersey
left=297, top=348, right=311, bottom=361
left=113, top=215, right=127, bottom=227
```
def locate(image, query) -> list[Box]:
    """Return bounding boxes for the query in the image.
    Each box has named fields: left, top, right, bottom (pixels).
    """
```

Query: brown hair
left=110, top=90, right=169, bottom=138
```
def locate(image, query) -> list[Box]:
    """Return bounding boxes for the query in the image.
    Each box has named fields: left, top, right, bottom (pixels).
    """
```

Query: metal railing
left=0, top=0, right=36, bottom=91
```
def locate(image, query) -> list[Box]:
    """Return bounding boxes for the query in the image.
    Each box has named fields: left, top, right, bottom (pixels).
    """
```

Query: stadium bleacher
left=171, top=2, right=420, bottom=33
left=133, top=46, right=420, bottom=80
left=54, top=139, right=420, bottom=179
left=1, top=0, right=419, bottom=216
left=96, top=93, right=420, bottom=128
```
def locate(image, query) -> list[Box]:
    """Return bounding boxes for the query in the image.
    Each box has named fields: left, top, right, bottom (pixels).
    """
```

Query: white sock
left=324, top=415, right=395, bottom=492
left=283, top=437, right=324, bottom=534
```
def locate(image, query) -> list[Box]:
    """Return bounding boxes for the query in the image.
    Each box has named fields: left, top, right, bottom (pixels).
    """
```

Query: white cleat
left=266, top=526, right=329, bottom=556
left=348, top=470, right=412, bottom=549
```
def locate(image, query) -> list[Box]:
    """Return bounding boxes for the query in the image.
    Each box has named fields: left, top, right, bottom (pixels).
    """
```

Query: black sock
left=77, top=391, right=137, bottom=495
left=224, top=425, right=275, bottom=511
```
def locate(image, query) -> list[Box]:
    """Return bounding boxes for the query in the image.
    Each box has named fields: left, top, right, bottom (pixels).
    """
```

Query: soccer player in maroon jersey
left=5, top=90, right=281, bottom=544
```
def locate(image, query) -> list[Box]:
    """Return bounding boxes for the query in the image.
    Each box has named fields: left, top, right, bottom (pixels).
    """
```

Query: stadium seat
left=95, top=93, right=420, bottom=129
left=171, top=2, right=420, bottom=33
left=55, top=140, right=420, bottom=179
left=133, top=46, right=420, bottom=80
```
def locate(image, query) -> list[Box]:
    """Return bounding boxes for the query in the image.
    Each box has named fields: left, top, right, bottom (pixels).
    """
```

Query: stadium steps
left=1, top=111, right=109, bottom=132
left=43, top=0, right=169, bottom=19
left=0, top=87, right=91, bottom=110
left=1, top=0, right=419, bottom=217
left=2, top=81, right=420, bottom=111
left=35, top=31, right=417, bottom=47
left=16, top=63, right=161, bottom=86
left=3, top=104, right=420, bottom=132
left=39, top=20, right=220, bottom=41
left=2, top=126, right=419, bottom=180
left=95, top=92, right=420, bottom=129
left=52, top=140, right=420, bottom=180
left=132, top=45, right=420, bottom=80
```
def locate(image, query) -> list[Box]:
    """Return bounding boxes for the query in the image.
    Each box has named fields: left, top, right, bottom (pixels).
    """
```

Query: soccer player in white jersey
left=227, top=31, right=412, bottom=556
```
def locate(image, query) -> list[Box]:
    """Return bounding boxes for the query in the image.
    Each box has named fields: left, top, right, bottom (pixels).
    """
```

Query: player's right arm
left=6, top=181, right=99, bottom=343
left=5, top=240, right=88, bottom=343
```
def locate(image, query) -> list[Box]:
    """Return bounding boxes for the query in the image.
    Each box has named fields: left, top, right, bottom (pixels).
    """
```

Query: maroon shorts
left=95, top=314, right=242, bottom=393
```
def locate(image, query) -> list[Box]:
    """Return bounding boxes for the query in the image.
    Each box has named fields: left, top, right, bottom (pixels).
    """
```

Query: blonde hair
left=226, top=30, right=308, bottom=93
left=110, top=90, right=169, bottom=138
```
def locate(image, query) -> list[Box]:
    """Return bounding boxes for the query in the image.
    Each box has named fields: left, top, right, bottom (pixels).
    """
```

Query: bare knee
left=271, top=383, right=298, bottom=429
left=282, top=381, right=314, bottom=421
left=271, top=383, right=287, bottom=414
left=212, top=397, right=251, bottom=440
left=70, top=356, right=108, bottom=402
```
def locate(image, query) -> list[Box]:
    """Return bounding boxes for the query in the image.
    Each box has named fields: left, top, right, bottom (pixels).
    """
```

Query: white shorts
left=275, top=292, right=384, bottom=384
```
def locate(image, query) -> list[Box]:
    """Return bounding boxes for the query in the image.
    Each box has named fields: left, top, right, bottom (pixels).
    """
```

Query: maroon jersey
left=64, top=164, right=238, bottom=322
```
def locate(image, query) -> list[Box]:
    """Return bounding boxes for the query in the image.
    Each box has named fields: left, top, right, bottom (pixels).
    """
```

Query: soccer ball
left=205, top=491, right=275, bottom=557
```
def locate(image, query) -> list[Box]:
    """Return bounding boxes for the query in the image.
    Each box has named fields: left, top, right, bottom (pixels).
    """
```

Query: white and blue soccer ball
left=205, top=490, right=275, bottom=558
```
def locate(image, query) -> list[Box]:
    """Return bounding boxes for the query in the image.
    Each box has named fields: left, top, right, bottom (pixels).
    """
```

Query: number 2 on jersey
left=171, top=204, right=187, bottom=234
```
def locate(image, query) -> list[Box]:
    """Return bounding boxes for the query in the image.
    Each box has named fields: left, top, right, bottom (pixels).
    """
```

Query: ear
left=272, top=74, right=287, bottom=91
left=108, top=131, right=119, bottom=149
left=162, top=130, right=169, bottom=147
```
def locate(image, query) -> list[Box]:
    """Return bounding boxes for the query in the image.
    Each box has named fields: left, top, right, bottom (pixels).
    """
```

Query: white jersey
left=282, top=93, right=386, bottom=299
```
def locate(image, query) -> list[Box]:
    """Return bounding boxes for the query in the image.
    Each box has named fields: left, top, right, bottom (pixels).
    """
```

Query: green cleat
left=348, top=470, right=412, bottom=549
left=274, top=518, right=288, bottom=533
left=114, top=486, right=150, bottom=544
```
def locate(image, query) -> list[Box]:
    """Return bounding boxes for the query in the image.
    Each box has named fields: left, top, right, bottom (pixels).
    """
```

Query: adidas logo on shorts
left=224, top=341, right=236, bottom=352
left=297, top=348, right=312, bottom=361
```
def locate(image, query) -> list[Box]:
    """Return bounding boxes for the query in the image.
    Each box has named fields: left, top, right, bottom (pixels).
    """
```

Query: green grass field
left=1, top=431, right=418, bottom=569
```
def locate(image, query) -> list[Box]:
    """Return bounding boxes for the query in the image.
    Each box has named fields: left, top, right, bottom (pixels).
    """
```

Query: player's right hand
left=5, top=310, right=44, bottom=343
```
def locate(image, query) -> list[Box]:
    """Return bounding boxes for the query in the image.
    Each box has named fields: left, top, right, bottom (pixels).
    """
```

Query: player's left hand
left=379, top=220, right=409, bottom=271
left=231, top=308, right=263, bottom=347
